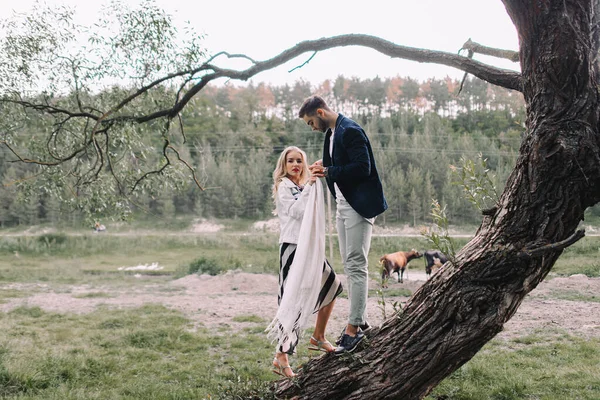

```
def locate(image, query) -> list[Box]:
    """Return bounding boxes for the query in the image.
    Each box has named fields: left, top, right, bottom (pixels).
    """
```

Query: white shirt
left=328, top=127, right=346, bottom=202
left=275, top=177, right=313, bottom=244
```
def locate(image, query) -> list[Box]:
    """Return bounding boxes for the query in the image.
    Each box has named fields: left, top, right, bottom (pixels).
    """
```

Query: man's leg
left=336, top=206, right=348, bottom=294
left=337, top=201, right=373, bottom=330
left=334, top=201, right=373, bottom=354
left=335, top=209, right=348, bottom=344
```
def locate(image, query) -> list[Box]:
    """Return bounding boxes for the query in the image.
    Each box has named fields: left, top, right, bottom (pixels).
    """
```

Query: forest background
left=1, top=74, right=584, bottom=228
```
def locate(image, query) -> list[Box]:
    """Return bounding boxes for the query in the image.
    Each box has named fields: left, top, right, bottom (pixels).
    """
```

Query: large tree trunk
left=275, top=1, right=600, bottom=399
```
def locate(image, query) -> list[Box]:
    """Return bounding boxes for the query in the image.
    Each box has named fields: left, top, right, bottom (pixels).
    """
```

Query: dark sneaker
left=334, top=332, right=365, bottom=355
left=335, top=322, right=372, bottom=345
left=359, top=321, right=372, bottom=333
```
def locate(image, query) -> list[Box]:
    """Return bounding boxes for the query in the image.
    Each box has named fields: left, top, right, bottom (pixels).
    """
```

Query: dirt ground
left=2, top=271, right=599, bottom=342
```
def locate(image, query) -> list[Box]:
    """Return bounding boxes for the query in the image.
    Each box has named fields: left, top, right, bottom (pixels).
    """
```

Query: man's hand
left=308, top=160, right=324, bottom=177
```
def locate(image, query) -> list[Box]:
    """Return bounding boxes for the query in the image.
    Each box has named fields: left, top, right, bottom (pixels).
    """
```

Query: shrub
left=581, top=263, right=600, bottom=278
left=188, top=257, right=223, bottom=276
left=37, top=233, right=68, bottom=246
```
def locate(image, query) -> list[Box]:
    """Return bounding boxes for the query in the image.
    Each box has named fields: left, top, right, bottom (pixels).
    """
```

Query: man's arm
left=326, top=128, right=371, bottom=181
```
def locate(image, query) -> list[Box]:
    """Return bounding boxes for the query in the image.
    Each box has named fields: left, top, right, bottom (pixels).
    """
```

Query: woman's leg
left=313, top=299, right=335, bottom=339
left=272, top=243, right=297, bottom=377
left=274, top=351, right=295, bottom=377
left=310, top=300, right=336, bottom=352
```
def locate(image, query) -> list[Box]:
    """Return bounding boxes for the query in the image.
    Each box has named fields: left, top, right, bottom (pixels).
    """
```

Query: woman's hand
left=308, top=175, right=317, bottom=185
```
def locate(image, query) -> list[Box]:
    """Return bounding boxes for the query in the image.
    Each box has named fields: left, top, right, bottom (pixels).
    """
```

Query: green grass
left=0, top=305, right=278, bottom=399
left=0, top=232, right=280, bottom=285
left=552, top=237, right=600, bottom=277
left=548, top=290, right=600, bottom=303
left=71, top=292, right=115, bottom=299
left=427, top=334, right=600, bottom=400
left=0, top=289, right=28, bottom=304
left=232, top=314, right=265, bottom=323
left=2, top=228, right=599, bottom=285
left=1, top=225, right=600, bottom=398
left=1, top=305, right=598, bottom=399
left=377, top=287, right=413, bottom=297
left=337, top=287, right=413, bottom=299
left=219, top=218, right=259, bottom=232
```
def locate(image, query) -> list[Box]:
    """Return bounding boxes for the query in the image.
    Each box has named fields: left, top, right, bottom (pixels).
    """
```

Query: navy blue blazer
left=323, top=114, right=388, bottom=219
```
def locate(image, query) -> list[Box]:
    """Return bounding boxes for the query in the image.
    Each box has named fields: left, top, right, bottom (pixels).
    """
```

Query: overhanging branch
left=243, top=34, right=522, bottom=91
left=2, top=33, right=523, bottom=194
left=5, top=34, right=523, bottom=127
left=106, top=34, right=523, bottom=125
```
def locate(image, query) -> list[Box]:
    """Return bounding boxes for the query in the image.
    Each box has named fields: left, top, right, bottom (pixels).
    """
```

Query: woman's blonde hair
left=272, top=146, right=311, bottom=202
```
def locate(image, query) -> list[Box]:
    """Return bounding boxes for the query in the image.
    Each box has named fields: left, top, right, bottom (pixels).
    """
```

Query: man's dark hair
left=298, top=95, right=330, bottom=118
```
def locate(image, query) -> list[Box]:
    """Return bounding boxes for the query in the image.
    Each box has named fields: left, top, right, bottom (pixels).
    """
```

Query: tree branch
left=105, top=34, right=522, bottom=125
left=131, top=139, right=172, bottom=193
left=4, top=33, right=522, bottom=133
left=2, top=139, right=89, bottom=166
left=168, top=144, right=204, bottom=190
left=2, top=33, right=522, bottom=195
left=4, top=98, right=99, bottom=120
left=460, top=38, right=520, bottom=62
left=518, top=229, right=586, bottom=258
left=252, top=34, right=522, bottom=90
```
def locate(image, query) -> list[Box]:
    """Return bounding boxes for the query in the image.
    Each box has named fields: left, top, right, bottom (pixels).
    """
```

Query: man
left=299, top=95, right=387, bottom=355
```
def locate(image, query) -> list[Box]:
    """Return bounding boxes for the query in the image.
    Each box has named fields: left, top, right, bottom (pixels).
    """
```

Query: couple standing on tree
left=266, top=95, right=387, bottom=378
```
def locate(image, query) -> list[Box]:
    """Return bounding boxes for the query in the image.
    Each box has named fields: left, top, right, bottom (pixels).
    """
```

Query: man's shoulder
left=337, top=115, right=364, bottom=132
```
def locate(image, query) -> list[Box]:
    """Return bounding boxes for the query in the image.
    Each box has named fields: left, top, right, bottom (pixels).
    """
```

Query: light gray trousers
left=336, top=199, right=374, bottom=327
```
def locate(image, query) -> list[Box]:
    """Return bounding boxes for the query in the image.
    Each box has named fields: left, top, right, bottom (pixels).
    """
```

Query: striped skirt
left=277, top=242, right=343, bottom=354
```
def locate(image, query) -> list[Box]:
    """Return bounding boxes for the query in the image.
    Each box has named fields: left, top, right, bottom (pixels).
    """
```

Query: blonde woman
left=267, top=146, right=343, bottom=378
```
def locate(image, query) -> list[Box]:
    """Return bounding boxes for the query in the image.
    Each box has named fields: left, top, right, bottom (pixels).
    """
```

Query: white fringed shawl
left=266, top=181, right=325, bottom=350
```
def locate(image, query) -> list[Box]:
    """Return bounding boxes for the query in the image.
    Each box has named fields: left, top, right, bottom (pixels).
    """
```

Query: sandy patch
left=499, top=274, right=600, bottom=339
left=2, top=272, right=599, bottom=340
left=190, top=219, right=224, bottom=233
left=251, top=218, right=279, bottom=233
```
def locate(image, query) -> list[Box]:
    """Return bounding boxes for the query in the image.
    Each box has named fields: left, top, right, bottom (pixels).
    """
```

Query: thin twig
left=289, top=51, right=317, bottom=72
left=168, top=144, right=204, bottom=190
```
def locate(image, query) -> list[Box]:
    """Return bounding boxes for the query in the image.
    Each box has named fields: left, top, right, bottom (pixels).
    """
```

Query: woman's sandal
left=308, top=336, right=335, bottom=353
left=272, top=358, right=296, bottom=378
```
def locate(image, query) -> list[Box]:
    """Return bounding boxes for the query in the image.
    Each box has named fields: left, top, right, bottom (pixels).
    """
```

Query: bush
left=37, top=233, right=68, bottom=246
left=581, top=263, right=600, bottom=278
left=187, top=257, right=223, bottom=276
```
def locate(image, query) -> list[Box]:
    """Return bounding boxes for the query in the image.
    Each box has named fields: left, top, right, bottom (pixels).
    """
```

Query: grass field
left=0, top=221, right=599, bottom=399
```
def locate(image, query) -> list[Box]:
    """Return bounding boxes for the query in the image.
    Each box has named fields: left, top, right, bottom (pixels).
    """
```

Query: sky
left=2, top=0, right=520, bottom=86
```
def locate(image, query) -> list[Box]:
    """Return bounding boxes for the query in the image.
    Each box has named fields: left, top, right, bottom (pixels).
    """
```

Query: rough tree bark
left=274, top=1, right=600, bottom=399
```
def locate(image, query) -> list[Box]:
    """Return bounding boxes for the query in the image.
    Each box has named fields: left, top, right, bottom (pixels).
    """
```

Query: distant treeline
left=3, top=75, right=595, bottom=228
